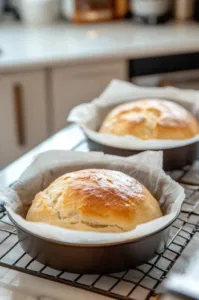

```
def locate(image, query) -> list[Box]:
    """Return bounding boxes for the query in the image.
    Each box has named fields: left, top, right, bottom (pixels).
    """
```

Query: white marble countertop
left=1, top=20, right=199, bottom=72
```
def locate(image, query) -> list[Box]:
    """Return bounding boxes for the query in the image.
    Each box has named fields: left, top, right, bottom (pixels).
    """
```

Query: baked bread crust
left=99, top=99, right=199, bottom=140
left=26, top=169, right=162, bottom=233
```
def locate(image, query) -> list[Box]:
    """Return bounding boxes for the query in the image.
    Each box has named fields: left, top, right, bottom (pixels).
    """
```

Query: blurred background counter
left=1, top=0, right=199, bottom=169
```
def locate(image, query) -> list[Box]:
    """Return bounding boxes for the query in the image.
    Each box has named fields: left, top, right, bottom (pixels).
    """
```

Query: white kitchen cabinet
left=51, top=60, right=127, bottom=132
left=0, top=71, right=48, bottom=169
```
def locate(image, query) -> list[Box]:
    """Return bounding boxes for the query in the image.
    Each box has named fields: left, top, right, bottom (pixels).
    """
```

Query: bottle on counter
left=173, top=0, right=195, bottom=21
left=130, top=0, right=172, bottom=25
left=114, top=0, right=129, bottom=19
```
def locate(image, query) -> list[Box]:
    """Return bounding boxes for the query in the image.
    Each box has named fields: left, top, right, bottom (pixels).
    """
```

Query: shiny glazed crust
left=26, top=169, right=162, bottom=233
left=99, top=99, right=199, bottom=140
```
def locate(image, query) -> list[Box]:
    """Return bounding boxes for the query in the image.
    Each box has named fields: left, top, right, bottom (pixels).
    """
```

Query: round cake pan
left=78, top=95, right=199, bottom=171
left=86, top=136, right=199, bottom=171
left=6, top=210, right=177, bottom=274
left=1, top=155, right=182, bottom=274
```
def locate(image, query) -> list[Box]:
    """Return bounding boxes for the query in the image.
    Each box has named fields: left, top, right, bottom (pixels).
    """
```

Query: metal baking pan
left=0, top=201, right=179, bottom=274
left=85, top=136, right=199, bottom=171
left=77, top=96, right=199, bottom=171
left=7, top=211, right=174, bottom=274
left=0, top=158, right=181, bottom=274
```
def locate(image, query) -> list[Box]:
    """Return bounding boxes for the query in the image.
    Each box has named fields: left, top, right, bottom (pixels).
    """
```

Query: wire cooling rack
left=0, top=137, right=199, bottom=300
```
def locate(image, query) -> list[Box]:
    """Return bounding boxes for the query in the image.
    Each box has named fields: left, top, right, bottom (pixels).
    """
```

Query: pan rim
left=7, top=207, right=181, bottom=248
left=85, top=133, right=199, bottom=152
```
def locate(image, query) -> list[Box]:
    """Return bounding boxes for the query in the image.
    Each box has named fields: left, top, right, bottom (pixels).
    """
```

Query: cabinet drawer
left=51, top=60, right=127, bottom=132
left=0, top=70, right=48, bottom=168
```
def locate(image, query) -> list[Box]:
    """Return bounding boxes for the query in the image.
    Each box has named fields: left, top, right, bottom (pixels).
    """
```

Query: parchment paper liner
left=0, top=150, right=184, bottom=245
left=68, top=80, right=199, bottom=150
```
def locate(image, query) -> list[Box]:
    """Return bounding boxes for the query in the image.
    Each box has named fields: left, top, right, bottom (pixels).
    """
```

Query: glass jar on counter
left=62, top=0, right=115, bottom=23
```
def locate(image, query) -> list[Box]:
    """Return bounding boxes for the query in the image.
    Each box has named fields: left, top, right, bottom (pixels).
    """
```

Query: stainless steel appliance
left=129, top=53, right=199, bottom=90
left=132, top=69, right=199, bottom=90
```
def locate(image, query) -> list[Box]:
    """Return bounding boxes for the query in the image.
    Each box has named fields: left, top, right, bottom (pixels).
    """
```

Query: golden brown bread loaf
left=26, top=169, right=162, bottom=233
left=99, top=99, right=199, bottom=140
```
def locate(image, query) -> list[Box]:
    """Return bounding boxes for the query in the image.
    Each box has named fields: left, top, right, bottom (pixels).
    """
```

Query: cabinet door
left=0, top=71, right=48, bottom=169
left=51, top=61, right=127, bottom=132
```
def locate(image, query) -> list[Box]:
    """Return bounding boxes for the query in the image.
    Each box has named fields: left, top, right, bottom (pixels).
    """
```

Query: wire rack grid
left=0, top=137, right=199, bottom=300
